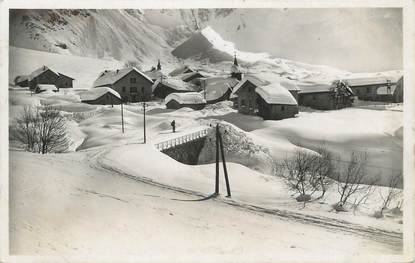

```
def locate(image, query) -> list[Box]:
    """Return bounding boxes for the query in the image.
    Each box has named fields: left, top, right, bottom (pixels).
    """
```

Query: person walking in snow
left=171, top=120, right=176, bottom=133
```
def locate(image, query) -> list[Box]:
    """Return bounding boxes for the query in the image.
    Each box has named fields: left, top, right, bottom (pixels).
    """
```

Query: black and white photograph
left=1, top=0, right=414, bottom=262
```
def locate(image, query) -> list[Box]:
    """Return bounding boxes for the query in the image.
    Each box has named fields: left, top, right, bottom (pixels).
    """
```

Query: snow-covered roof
left=152, top=77, right=194, bottom=92
left=169, top=65, right=194, bottom=77
left=298, top=83, right=333, bottom=94
left=15, top=75, right=28, bottom=83
left=36, top=84, right=58, bottom=92
left=230, top=64, right=243, bottom=74
left=28, top=65, right=59, bottom=81
left=181, top=71, right=205, bottom=81
left=80, top=87, right=121, bottom=101
left=232, top=75, right=268, bottom=95
left=58, top=72, right=75, bottom=80
left=93, top=67, right=153, bottom=87
left=204, top=77, right=239, bottom=102
left=144, top=69, right=165, bottom=80
left=342, top=76, right=391, bottom=87
left=165, top=92, right=206, bottom=105
left=255, top=83, right=298, bottom=105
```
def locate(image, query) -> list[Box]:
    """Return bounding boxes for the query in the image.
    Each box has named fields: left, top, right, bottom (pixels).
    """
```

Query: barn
left=343, top=76, right=395, bottom=102
left=80, top=87, right=122, bottom=105
left=298, top=81, right=354, bottom=110
left=165, top=92, right=206, bottom=110
left=28, top=65, right=75, bottom=90
left=152, top=77, right=195, bottom=99
left=93, top=67, right=153, bottom=103
left=232, top=76, right=298, bottom=120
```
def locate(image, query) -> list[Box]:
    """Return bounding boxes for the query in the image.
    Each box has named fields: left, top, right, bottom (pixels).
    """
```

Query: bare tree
left=334, top=152, right=376, bottom=211
left=36, top=106, right=69, bottom=154
left=375, top=172, right=402, bottom=218
left=281, top=150, right=319, bottom=202
left=310, top=146, right=335, bottom=199
left=13, top=106, right=69, bottom=154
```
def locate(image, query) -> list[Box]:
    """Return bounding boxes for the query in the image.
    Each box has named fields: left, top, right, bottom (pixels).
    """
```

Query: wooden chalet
left=93, top=67, right=153, bottom=103
left=28, top=66, right=74, bottom=90
left=298, top=81, right=354, bottom=110
left=232, top=76, right=298, bottom=120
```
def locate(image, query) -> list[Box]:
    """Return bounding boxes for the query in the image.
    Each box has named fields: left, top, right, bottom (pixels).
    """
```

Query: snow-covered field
left=8, top=47, right=404, bottom=259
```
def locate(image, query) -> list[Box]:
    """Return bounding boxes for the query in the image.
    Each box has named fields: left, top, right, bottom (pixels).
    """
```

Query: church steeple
left=157, top=59, right=161, bottom=70
left=233, top=53, right=239, bottom=67
left=230, top=53, right=242, bottom=81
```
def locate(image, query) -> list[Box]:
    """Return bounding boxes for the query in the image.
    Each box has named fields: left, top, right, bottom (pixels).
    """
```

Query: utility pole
left=143, top=100, right=146, bottom=144
left=214, top=123, right=231, bottom=197
left=121, top=101, right=125, bottom=133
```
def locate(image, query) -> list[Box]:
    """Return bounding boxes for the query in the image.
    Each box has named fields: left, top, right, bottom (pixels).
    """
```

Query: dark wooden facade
left=166, top=99, right=205, bottom=110
left=393, top=77, right=403, bottom=103
left=234, top=80, right=298, bottom=120
left=82, top=92, right=121, bottom=105
left=29, top=69, right=60, bottom=90
left=57, top=73, right=74, bottom=89
left=298, top=91, right=353, bottom=110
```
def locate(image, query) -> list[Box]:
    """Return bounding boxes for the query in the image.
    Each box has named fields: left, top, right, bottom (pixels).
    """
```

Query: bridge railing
left=155, top=128, right=210, bottom=151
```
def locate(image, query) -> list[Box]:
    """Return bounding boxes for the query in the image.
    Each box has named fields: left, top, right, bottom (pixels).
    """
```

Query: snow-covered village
left=5, top=7, right=410, bottom=262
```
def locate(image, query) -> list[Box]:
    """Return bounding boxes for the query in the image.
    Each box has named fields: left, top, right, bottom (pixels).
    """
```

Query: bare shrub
left=13, top=106, right=69, bottom=154
left=13, top=106, right=39, bottom=152
left=334, top=152, right=377, bottom=211
left=310, top=146, right=335, bottom=199
left=375, top=172, right=402, bottom=218
left=281, top=150, right=319, bottom=202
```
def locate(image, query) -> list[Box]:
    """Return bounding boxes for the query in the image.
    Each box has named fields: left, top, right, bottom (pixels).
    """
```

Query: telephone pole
left=143, top=100, right=146, bottom=144
left=214, top=123, right=231, bottom=197
left=121, top=101, right=125, bottom=133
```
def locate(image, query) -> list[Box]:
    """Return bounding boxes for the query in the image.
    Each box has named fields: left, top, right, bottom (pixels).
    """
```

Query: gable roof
left=28, top=65, right=60, bottom=81
left=232, top=75, right=268, bottom=95
left=255, top=83, right=298, bottom=105
left=203, top=77, right=239, bottom=102
left=58, top=72, right=75, bottom=80
left=93, top=67, right=153, bottom=87
left=165, top=92, right=206, bottom=105
left=181, top=71, right=205, bottom=82
left=80, top=87, right=121, bottom=101
left=169, top=65, right=194, bottom=77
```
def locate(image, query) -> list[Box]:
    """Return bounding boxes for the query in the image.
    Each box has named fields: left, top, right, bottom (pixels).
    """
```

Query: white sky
left=211, top=8, right=403, bottom=72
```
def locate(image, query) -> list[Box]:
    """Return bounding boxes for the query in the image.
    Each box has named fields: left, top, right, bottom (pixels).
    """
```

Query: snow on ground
left=9, top=46, right=124, bottom=89
left=9, top=149, right=402, bottom=258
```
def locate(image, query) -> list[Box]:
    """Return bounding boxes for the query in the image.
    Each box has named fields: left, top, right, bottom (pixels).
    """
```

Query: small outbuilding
left=165, top=92, right=206, bottom=110
left=80, top=87, right=122, bottom=105
left=169, top=65, right=195, bottom=77
left=34, top=84, right=59, bottom=94
left=152, top=77, right=195, bottom=99
left=28, top=65, right=75, bottom=90
left=181, top=71, right=205, bottom=82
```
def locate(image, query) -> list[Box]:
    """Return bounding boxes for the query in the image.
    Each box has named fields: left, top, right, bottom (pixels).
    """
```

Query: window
left=130, top=87, right=137, bottom=93
left=312, top=95, right=316, bottom=100
left=122, top=87, right=126, bottom=92
left=281, top=105, right=285, bottom=111
left=366, top=87, right=370, bottom=93
left=130, top=77, right=136, bottom=83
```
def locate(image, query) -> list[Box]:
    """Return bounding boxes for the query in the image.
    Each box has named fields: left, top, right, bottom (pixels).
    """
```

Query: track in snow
left=90, top=146, right=402, bottom=251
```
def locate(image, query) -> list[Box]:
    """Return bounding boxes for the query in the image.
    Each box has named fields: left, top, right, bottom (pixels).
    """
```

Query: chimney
left=116, top=69, right=119, bottom=74
left=43, top=66, right=46, bottom=70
